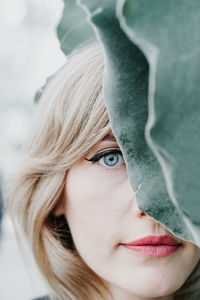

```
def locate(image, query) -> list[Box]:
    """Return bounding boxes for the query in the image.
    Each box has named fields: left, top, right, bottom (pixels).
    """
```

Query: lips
left=121, top=235, right=182, bottom=257
left=123, top=235, right=181, bottom=246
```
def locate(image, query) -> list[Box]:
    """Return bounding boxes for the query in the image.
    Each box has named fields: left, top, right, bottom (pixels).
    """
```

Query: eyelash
left=85, top=149, right=124, bottom=168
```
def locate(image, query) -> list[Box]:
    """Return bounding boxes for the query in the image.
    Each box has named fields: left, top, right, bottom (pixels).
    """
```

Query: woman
left=8, top=43, right=200, bottom=300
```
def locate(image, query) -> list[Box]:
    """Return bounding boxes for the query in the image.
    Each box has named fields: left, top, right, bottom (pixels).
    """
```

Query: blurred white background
left=0, top=0, right=66, bottom=299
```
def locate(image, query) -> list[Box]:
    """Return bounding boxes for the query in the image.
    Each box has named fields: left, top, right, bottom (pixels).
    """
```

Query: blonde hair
left=7, top=43, right=200, bottom=300
left=8, top=43, right=111, bottom=300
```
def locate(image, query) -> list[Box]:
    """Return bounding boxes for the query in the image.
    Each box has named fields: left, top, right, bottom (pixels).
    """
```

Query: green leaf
left=117, top=0, right=200, bottom=245
left=78, top=0, right=196, bottom=244
left=57, top=0, right=96, bottom=55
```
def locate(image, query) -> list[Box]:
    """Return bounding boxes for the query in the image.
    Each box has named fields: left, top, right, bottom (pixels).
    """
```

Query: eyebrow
left=101, top=134, right=116, bottom=141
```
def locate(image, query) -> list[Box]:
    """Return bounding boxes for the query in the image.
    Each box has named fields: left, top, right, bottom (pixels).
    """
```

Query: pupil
left=104, top=154, right=118, bottom=166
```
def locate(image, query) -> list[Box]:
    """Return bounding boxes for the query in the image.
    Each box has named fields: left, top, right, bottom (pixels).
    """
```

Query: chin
left=135, top=285, right=178, bottom=298
left=118, top=273, right=184, bottom=298
left=122, top=283, right=179, bottom=299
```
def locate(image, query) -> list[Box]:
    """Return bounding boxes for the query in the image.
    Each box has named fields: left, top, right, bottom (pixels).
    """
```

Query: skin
left=55, top=130, right=200, bottom=300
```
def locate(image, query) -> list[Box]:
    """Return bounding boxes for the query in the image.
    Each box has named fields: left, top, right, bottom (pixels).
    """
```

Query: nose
left=127, top=180, right=146, bottom=217
left=125, top=179, right=165, bottom=234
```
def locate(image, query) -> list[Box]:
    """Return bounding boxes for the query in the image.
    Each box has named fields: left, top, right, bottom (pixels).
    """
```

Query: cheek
left=64, top=164, right=128, bottom=254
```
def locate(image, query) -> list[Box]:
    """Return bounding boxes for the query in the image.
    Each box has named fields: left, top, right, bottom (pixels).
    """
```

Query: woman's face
left=56, top=131, right=200, bottom=300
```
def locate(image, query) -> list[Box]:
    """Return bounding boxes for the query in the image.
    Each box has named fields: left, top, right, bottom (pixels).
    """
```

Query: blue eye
left=85, top=149, right=125, bottom=168
left=102, top=152, right=119, bottom=167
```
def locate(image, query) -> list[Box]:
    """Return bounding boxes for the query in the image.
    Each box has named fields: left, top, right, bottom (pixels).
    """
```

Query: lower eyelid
left=97, top=162, right=126, bottom=172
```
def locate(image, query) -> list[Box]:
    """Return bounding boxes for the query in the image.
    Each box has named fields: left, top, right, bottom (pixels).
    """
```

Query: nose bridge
left=126, top=178, right=146, bottom=217
left=124, top=179, right=163, bottom=235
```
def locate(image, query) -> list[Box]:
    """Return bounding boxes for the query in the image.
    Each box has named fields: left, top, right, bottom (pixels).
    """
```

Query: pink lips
left=121, top=235, right=182, bottom=258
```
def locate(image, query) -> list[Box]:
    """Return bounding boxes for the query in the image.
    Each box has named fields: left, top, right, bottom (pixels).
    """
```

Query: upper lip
left=122, top=235, right=182, bottom=246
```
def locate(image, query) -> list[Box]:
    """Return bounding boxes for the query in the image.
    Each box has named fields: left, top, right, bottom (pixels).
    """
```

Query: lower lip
left=122, top=244, right=181, bottom=257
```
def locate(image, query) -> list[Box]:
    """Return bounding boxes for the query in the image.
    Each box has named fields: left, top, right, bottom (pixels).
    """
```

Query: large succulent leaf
left=78, top=0, right=195, bottom=245
left=57, top=0, right=96, bottom=55
left=117, top=0, right=200, bottom=245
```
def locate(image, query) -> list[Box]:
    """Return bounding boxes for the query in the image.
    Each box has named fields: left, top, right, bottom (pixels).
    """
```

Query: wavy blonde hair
left=7, top=43, right=200, bottom=300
